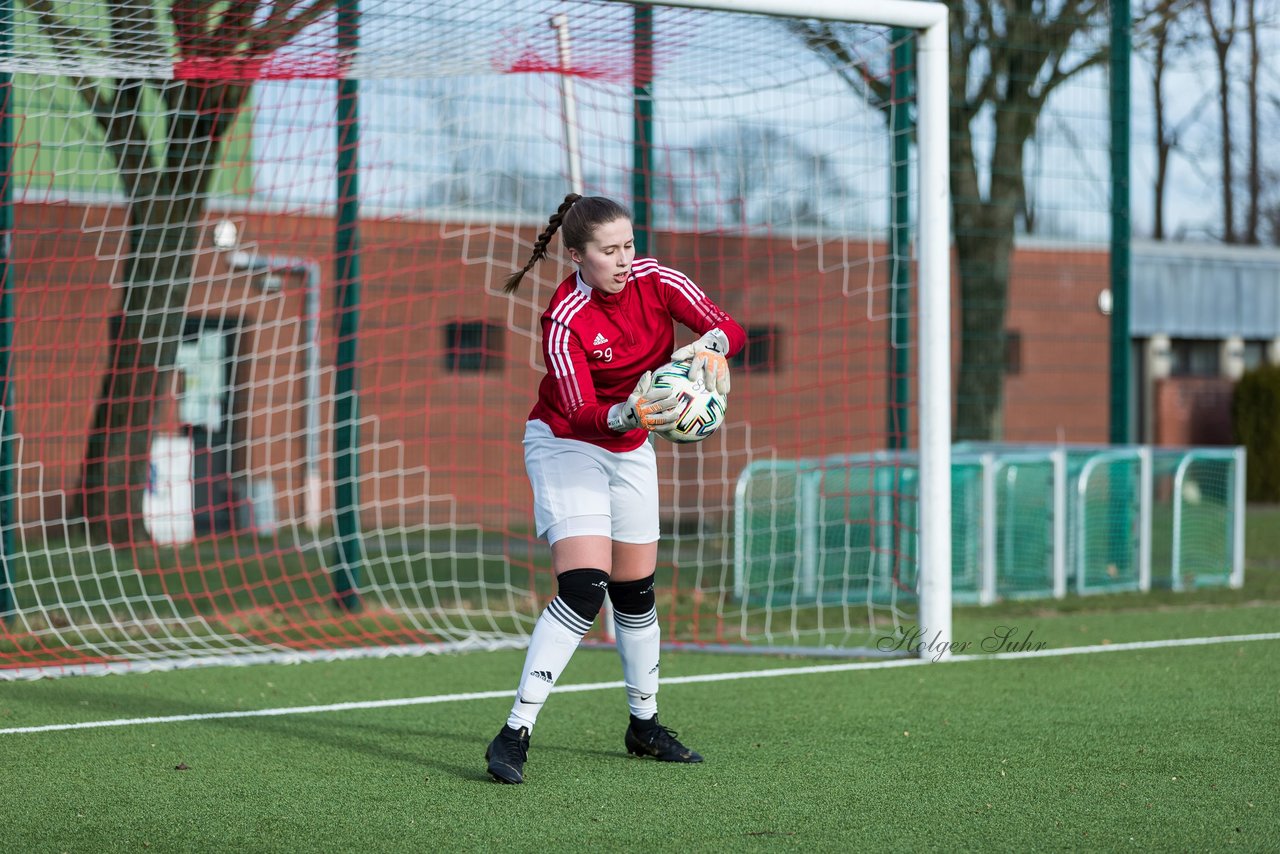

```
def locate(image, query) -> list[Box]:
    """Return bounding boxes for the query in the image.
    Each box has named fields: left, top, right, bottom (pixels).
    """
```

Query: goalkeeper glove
left=670, top=328, right=731, bottom=395
left=607, top=370, right=680, bottom=433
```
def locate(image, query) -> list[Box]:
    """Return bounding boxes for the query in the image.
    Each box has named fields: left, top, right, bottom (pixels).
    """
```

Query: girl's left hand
left=670, top=328, right=731, bottom=395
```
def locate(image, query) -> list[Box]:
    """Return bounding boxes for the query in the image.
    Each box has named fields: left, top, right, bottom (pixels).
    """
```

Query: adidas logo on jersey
left=592, top=332, right=609, bottom=346
left=530, top=669, right=554, bottom=683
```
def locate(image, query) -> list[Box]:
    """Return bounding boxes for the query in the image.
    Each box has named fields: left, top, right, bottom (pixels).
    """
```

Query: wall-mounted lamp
left=1096, top=288, right=1113, bottom=316
left=212, top=219, right=239, bottom=250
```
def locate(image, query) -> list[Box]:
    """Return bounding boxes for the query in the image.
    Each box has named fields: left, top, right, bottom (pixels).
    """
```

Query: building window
left=1170, top=338, right=1219, bottom=377
left=729, top=325, right=781, bottom=373
left=1004, top=329, right=1022, bottom=376
left=1243, top=340, right=1268, bottom=371
left=1172, top=340, right=1218, bottom=376
left=443, top=320, right=503, bottom=373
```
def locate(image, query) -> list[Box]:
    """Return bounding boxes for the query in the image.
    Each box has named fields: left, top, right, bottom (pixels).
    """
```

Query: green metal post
left=1109, top=0, right=1132, bottom=444
left=332, top=0, right=363, bottom=611
left=631, top=4, right=654, bottom=255
left=1107, top=2, right=1133, bottom=577
left=885, top=29, right=915, bottom=599
left=0, top=0, right=12, bottom=620
left=888, top=29, right=913, bottom=451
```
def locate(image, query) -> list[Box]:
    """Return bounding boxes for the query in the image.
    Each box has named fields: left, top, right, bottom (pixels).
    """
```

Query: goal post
left=913, top=2, right=954, bottom=661
left=0, top=0, right=952, bottom=678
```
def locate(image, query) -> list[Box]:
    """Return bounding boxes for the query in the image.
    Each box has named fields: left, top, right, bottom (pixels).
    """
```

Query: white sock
left=506, top=597, right=592, bottom=732
left=614, top=606, right=660, bottom=720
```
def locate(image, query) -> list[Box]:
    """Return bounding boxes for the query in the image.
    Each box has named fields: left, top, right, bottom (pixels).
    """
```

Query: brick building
left=10, top=200, right=1267, bottom=538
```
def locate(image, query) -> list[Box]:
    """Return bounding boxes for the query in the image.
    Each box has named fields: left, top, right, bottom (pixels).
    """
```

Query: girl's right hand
left=606, top=371, right=680, bottom=433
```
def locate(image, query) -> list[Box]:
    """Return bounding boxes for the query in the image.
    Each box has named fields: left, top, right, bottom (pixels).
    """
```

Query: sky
left=6, top=0, right=1271, bottom=245
left=242, top=0, right=1262, bottom=245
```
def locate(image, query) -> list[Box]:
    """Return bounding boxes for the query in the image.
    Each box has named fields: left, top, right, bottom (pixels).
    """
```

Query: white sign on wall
left=176, top=330, right=226, bottom=431
left=142, top=433, right=194, bottom=545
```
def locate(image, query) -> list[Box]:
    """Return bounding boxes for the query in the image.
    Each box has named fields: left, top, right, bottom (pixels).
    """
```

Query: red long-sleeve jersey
left=528, top=257, right=746, bottom=452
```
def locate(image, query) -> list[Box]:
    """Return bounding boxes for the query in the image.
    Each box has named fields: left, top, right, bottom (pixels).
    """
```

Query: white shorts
left=523, top=419, right=660, bottom=546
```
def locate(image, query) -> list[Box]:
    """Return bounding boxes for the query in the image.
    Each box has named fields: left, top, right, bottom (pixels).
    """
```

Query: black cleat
left=485, top=725, right=530, bottom=784
left=624, top=715, right=703, bottom=763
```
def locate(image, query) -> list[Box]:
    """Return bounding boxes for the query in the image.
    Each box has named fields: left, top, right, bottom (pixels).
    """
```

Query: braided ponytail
left=503, top=193, right=583, bottom=294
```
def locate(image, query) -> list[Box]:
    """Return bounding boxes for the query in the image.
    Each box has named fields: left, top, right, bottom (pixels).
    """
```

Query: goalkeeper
left=484, top=193, right=745, bottom=784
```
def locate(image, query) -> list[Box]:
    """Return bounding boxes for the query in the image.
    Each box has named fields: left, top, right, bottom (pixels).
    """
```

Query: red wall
left=1154, top=378, right=1235, bottom=446
left=1003, top=245, right=1111, bottom=442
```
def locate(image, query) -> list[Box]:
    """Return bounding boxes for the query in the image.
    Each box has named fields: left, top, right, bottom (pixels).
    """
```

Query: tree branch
left=20, top=0, right=159, bottom=197
left=18, top=0, right=110, bottom=114
left=107, top=0, right=164, bottom=64
left=172, top=0, right=224, bottom=57
left=246, top=0, right=337, bottom=58
left=962, top=1, right=1007, bottom=114
left=178, top=1, right=267, bottom=59
left=18, top=0, right=108, bottom=57
left=221, top=0, right=266, bottom=44
left=785, top=22, right=892, bottom=115
left=256, top=1, right=307, bottom=40
left=1033, top=46, right=1108, bottom=109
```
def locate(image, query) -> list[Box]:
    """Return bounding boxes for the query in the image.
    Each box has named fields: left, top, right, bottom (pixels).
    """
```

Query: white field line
left=3, top=631, right=1278, bottom=736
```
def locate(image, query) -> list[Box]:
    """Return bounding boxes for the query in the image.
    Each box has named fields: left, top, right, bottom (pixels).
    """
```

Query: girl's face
left=569, top=217, right=635, bottom=295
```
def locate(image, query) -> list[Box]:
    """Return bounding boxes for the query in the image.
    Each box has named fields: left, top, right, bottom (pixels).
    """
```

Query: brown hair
left=503, top=194, right=633, bottom=294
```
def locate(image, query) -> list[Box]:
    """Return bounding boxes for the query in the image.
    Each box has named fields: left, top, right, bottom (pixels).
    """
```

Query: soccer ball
left=650, top=360, right=727, bottom=444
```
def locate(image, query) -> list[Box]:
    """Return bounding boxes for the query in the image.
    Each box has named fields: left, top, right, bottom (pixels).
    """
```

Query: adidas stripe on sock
left=506, top=569, right=607, bottom=732
left=613, top=606, right=660, bottom=720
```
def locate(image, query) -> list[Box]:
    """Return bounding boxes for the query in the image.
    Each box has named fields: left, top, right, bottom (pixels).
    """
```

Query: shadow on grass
left=20, top=681, right=490, bottom=782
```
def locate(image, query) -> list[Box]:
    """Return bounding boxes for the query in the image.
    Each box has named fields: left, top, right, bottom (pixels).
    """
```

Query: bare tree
left=794, top=1, right=1109, bottom=440
left=1201, top=0, right=1241, bottom=242
left=1244, top=0, right=1262, bottom=243
left=669, top=124, right=844, bottom=229
left=1137, top=0, right=1207, bottom=240
left=1149, top=4, right=1175, bottom=240
left=21, top=0, right=335, bottom=544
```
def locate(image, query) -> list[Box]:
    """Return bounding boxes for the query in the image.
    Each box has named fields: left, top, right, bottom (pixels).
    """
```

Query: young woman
left=485, top=194, right=746, bottom=784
